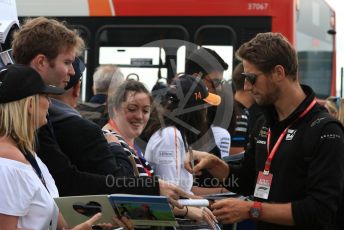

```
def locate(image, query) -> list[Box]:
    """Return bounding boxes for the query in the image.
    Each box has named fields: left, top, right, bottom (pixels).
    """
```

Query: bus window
left=297, top=0, right=334, bottom=98
left=194, top=26, right=237, bottom=81
left=176, top=45, right=186, bottom=76
left=203, top=45, right=233, bottom=81
left=96, top=25, right=189, bottom=91
left=176, top=45, right=233, bottom=81
left=99, top=47, right=167, bottom=90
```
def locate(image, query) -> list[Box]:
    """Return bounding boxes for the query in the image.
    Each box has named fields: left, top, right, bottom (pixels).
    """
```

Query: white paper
left=178, top=199, right=209, bottom=207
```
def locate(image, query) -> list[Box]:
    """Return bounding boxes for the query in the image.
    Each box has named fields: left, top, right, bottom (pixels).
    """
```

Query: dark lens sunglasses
left=241, top=72, right=257, bottom=85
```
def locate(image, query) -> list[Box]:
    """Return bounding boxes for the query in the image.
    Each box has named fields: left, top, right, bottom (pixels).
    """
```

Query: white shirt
left=0, top=156, right=59, bottom=229
left=211, top=126, right=231, bottom=159
left=145, top=126, right=193, bottom=193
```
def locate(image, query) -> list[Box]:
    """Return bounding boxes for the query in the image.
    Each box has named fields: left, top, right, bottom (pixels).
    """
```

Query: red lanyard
left=264, top=99, right=317, bottom=174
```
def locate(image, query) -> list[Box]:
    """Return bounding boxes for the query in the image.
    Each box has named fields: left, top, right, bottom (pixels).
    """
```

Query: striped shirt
left=103, top=129, right=154, bottom=177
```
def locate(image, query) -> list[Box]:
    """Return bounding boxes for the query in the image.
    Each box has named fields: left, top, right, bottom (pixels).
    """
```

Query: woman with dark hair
left=103, top=79, right=154, bottom=177
left=145, top=75, right=216, bottom=190
left=145, top=75, right=221, bottom=224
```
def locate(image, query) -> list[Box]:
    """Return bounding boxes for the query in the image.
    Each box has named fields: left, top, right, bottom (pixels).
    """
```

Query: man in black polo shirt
left=185, top=32, right=344, bottom=230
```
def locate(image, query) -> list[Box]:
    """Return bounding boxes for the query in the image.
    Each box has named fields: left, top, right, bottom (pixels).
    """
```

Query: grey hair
left=93, top=65, right=124, bottom=94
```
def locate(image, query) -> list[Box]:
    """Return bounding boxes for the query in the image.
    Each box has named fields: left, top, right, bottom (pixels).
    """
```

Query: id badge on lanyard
left=254, top=171, right=273, bottom=199
left=253, top=99, right=317, bottom=200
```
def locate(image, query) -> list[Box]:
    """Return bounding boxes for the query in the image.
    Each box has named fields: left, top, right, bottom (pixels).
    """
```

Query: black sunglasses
left=241, top=72, right=258, bottom=85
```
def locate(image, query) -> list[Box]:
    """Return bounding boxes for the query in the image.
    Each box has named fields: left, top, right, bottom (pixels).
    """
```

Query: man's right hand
left=184, top=150, right=230, bottom=180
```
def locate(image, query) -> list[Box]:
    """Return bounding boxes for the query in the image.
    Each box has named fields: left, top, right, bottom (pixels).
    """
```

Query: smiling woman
left=103, top=79, right=154, bottom=177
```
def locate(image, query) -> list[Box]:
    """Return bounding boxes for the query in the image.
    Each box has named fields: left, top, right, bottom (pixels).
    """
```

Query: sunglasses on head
left=241, top=72, right=257, bottom=85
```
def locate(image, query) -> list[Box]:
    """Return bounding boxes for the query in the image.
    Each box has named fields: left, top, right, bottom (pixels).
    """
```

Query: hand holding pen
left=184, top=149, right=229, bottom=180
left=184, top=148, right=210, bottom=175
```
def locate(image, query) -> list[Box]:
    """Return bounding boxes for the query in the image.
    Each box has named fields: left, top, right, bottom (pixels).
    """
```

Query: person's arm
left=158, top=179, right=191, bottom=208
left=212, top=199, right=294, bottom=225
left=57, top=212, right=69, bottom=229
left=212, top=127, right=231, bottom=158
left=185, top=126, right=257, bottom=195
left=173, top=206, right=217, bottom=228
left=0, top=215, right=21, bottom=230
left=37, top=124, right=160, bottom=196
left=191, top=186, right=228, bottom=196
left=58, top=212, right=106, bottom=230
left=291, top=123, right=344, bottom=228
left=38, top=124, right=190, bottom=205
left=53, top=117, right=134, bottom=177
left=112, top=216, right=134, bottom=230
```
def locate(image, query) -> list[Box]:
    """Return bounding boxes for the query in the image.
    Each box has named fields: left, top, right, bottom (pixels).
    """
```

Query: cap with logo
left=0, top=64, right=65, bottom=103
left=168, top=74, right=221, bottom=108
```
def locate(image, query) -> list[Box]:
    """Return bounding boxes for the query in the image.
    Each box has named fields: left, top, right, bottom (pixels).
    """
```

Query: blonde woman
left=0, top=65, right=116, bottom=229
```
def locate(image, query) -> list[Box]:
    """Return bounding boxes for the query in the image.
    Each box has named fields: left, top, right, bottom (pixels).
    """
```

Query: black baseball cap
left=0, top=64, right=65, bottom=103
left=169, top=74, right=221, bottom=107
left=65, top=57, right=86, bottom=90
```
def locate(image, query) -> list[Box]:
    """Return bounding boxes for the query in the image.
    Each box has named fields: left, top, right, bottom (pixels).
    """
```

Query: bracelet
left=182, top=206, right=189, bottom=218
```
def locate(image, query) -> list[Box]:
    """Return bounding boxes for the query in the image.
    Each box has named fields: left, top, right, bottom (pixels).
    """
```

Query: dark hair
left=185, top=47, right=228, bottom=77
left=235, top=32, right=298, bottom=80
left=143, top=86, right=208, bottom=146
left=232, top=62, right=245, bottom=91
left=108, top=80, right=152, bottom=118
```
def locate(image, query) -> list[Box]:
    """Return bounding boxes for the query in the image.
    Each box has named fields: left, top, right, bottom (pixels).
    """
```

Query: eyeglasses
left=211, top=79, right=225, bottom=88
left=204, top=77, right=225, bottom=89
left=241, top=72, right=263, bottom=85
